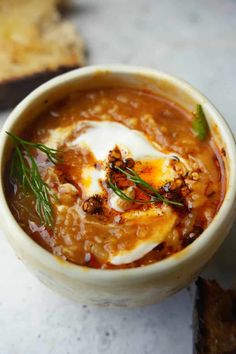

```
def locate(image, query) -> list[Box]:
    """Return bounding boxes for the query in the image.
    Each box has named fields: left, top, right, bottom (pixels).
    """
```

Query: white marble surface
left=0, top=0, right=236, bottom=353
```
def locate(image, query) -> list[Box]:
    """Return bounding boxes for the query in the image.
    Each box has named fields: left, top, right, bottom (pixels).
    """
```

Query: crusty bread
left=0, top=0, right=85, bottom=109
left=194, top=278, right=236, bottom=354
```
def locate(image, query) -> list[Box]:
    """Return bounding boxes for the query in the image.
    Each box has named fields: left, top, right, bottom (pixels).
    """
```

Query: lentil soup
left=5, top=88, right=225, bottom=269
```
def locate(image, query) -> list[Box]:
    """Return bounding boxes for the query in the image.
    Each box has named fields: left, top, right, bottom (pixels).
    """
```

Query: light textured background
left=0, top=0, right=236, bottom=353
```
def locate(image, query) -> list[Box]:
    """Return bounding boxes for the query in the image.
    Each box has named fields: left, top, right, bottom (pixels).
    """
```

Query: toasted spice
left=82, top=195, right=104, bottom=215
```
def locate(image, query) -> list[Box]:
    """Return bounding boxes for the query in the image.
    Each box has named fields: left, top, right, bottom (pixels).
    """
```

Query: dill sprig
left=108, top=178, right=155, bottom=204
left=108, top=167, right=183, bottom=207
left=6, top=131, right=60, bottom=227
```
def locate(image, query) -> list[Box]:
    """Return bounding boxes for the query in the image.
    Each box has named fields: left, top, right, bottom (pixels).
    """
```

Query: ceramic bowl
left=0, top=65, right=235, bottom=307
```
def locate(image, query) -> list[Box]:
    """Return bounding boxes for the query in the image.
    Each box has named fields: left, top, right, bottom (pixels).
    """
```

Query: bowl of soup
left=0, top=65, right=235, bottom=306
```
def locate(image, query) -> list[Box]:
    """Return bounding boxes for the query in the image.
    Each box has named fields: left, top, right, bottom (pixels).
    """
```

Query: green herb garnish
left=6, top=132, right=60, bottom=227
left=108, top=178, right=155, bottom=204
left=108, top=167, right=183, bottom=207
left=192, top=104, right=209, bottom=141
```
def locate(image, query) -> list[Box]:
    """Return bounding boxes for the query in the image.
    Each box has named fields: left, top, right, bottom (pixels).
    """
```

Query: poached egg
left=45, top=120, right=188, bottom=265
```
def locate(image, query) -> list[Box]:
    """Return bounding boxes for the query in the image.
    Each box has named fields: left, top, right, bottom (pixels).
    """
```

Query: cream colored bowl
left=0, top=65, right=235, bottom=307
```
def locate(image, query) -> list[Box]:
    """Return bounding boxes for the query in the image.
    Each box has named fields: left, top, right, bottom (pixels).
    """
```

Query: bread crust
left=194, top=278, right=236, bottom=354
left=0, top=65, right=80, bottom=109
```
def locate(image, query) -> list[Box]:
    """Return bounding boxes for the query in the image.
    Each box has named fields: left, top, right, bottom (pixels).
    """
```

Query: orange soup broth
left=5, top=88, right=226, bottom=269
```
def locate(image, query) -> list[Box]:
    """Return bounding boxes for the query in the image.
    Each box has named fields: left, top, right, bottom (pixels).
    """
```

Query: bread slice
left=0, top=0, right=85, bottom=109
left=194, top=278, right=236, bottom=354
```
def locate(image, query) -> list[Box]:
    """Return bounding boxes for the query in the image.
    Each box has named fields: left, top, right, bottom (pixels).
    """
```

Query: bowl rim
left=0, top=64, right=236, bottom=281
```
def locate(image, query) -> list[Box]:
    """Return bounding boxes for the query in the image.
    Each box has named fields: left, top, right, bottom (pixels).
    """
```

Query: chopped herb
left=6, top=131, right=60, bottom=227
left=108, top=167, right=183, bottom=207
left=108, top=177, right=153, bottom=204
left=192, top=104, right=209, bottom=141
